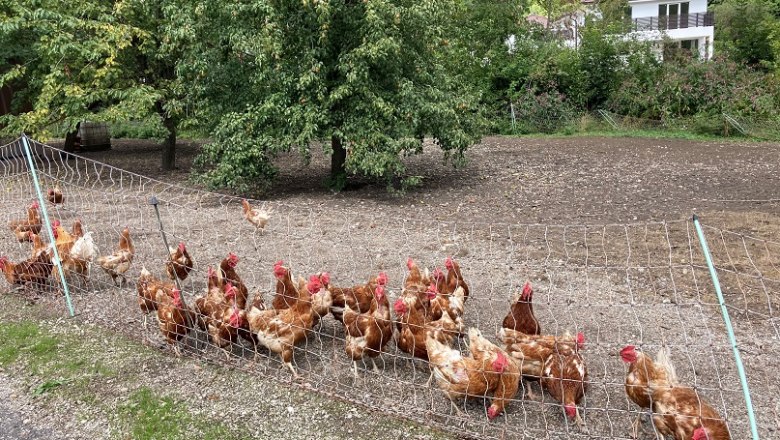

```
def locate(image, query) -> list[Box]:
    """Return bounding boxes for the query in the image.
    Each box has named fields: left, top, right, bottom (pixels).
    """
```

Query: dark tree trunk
left=63, top=122, right=81, bottom=153
left=330, top=134, right=346, bottom=183
left=156, top=101, right=176, bottom=170
left=161, top=116, right=176, bottom=170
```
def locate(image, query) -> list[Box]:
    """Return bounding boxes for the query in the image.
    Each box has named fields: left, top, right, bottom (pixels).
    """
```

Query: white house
left=627, top=0, right=714, bottom=60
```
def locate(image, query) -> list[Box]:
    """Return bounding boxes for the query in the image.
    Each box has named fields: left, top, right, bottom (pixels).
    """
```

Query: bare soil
left=71, top=135, right=780, bottom=225
left=2, top=135, right=779, bottom=440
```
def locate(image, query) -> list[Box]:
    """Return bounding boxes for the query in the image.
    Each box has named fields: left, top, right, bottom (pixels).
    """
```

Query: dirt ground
left=2, top=135, right=779, bottom=439
left=71, top=135, right=780, bottom=225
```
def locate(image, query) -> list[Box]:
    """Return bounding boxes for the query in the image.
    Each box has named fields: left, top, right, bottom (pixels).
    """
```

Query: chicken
left=137, top=267, right=175, bottom=328
left=541, top=342, right=588, bottom=428
left=651, top=386, right=731, bottom=440
left=443, top=257, right=469, bottom=301
left=70, top=231, right=95, bottom=263
left=166, top=242, right=194, bottom=281
left=498, top=328, right=583, bottom=399
left=428, top=282, right=466, bottom=335
left=271, top=260, right=301, bottom=310
left=156, top=287, right=194, bottom=356
left=49, top=221, right=90, bottom=285
left=400, top=259, right=440, bottom=329
left=219, top=253, right=248, bottom=310
left=205, top=284, right=249, bottom=356
left=343, top=283, right=393, bottom=376
left=47, top=185, right=64, bottom=204
left=620, top=345, right=679, bottom=438
left=502, top=281, right=541, bottom=335
left=621, top=345, right=730, bottom=439
left=242, top=199, right=272, bottom=232
left=247, top=275, right=333, bottom=379
left=404, top=258, right=426, bottom=294
left=426, top=328, right=520, bottom=419
left=394, top=291, right=458, bottom=361
left=194, top=266, right=228, bottom=329
left=67, top=227, right=96, bottom=282
left=0, top=251, right=53, bottom=289
left=9, top=201, right=42, bottom=242
left=71, top=218, right=84, bottom=239
left=96, top=227, right=134, bottom=286
left=30, top=232, right=48, bottom=259
left=330, top=272, right=388, bottom=323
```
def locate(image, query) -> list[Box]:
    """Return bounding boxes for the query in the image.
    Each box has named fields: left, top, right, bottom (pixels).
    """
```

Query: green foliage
left=608, top=55, right=780, bottom=120
left=712, top=0, right=779, bottom=69
left=187, top=0, right=485, bottom=191
left=110, top=119, right=168, bottom=140
left=0, top=0, right=190, bottom=167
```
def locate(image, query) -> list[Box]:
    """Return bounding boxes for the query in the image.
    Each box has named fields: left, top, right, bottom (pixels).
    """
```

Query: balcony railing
left=629, top=12, right=714, bottom=32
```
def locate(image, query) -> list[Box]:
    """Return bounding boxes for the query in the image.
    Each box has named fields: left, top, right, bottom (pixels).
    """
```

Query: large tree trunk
left=62, top=122, right=81, bottom=153
left=159, top=107, right=176, bottom=170
left=330, top=134, right=346, bottom=184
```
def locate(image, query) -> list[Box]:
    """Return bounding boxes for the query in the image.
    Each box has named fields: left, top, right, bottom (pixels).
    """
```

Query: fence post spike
left=20, top=135, right=76, bottom=317
left=149, top=195, right=192, bottom=329
left=692, top=215, right=760, bottom=440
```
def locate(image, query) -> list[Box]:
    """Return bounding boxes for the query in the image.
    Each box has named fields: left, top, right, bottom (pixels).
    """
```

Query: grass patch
left=0, top=321, right=58, bottom=366
left=0, top=320, right=117, bottom=395
left=118, top=387, right=240, bottom=440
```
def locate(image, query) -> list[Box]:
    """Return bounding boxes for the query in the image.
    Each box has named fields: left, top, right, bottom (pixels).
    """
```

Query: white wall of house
left=627, top=0, right=714, bottom=59
left=630, top=0, right=708, bottom=18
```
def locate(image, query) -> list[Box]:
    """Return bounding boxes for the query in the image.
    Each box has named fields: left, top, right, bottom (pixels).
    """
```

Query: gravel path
left=0, top=373, right=67, bottom=440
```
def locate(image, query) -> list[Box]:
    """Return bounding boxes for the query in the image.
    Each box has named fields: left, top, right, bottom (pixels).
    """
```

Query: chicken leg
left=284, top=361, right=301, bottom=381
left=629, top=413, right=642, bottom=439
left=352, top=361, right=360, bottom=379
left=523, top=379, right=540, bottom=400
left=449, top=400, right=466, bottom=417
left=371, top=358, right=381, bottom=374
left=574, top=407, right=588, bottom=433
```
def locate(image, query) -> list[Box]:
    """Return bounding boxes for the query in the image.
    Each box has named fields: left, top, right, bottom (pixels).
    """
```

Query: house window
left=659, top=2, right=690, bottom=29
left=663, top=39, right=699, bottom=60
left=680, top=39, right=698, bottom=51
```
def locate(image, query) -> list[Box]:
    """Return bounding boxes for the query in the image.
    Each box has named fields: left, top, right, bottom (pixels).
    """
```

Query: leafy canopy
left=187, top=0, right=485, bottom=192
left=0, top=0, right=190, bottom=169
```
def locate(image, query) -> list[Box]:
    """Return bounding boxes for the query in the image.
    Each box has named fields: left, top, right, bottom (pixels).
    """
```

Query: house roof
left=526, top=14, right=549, bottom=27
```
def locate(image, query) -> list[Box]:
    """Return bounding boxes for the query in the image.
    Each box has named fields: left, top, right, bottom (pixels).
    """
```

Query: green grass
left=118, top=387, right=240, bottom=440
left=0, top=321, right=58, bottom=366
left=0, top=319, right=242, bottom=440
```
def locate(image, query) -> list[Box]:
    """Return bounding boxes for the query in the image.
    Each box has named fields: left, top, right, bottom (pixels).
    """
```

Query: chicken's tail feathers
left=655, top=345, right=678, bottom=385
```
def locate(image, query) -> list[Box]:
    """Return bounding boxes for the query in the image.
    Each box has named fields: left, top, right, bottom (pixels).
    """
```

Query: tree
left=532, top=0, right=580, bottom=29
left=186, top=0, right=485, bottom=192
left=711, top=0, right=778, bottom=69
left=0, top=0, right=189, bottom=170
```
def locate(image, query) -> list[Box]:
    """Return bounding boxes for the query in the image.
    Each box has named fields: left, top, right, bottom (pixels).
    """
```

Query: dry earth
left=1, top=135, right=779, bottom=439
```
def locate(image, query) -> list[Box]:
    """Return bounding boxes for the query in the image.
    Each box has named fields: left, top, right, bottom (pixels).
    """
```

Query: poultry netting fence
left=0, top=136, right=774, bottom=439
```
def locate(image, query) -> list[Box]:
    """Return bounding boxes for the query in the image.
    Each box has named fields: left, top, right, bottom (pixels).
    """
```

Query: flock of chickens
left=0, top=186, right=731, bottom=440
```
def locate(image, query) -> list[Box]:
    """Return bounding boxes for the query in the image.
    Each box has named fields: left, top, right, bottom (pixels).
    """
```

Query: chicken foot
left=573, top=407, right=588, bottom=434
left=284, top=361, right=302, bottom=382
left=449, top=400, right=466, bottom=418
left=522, top=379, right=541, bottom=400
